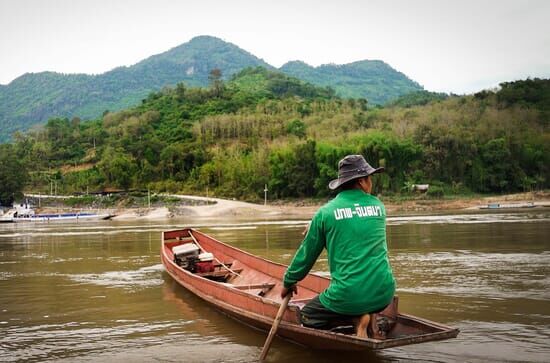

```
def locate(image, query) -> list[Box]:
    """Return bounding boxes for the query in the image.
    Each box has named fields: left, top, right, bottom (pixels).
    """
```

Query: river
left=0, top=209, right=549, bottom=362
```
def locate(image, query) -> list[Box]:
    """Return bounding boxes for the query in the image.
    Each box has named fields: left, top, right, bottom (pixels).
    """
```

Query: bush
left=426, top=185, right=444, bottom=198
left=64, top=195, right=97, bottom=207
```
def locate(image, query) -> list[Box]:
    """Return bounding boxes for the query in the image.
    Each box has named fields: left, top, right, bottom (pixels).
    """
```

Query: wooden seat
left=231, top=283, right=275, bottom=296
left=195, top=268, right=243, bottom=278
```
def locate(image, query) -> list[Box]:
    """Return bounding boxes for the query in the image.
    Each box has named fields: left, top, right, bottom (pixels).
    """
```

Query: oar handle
left=259, top=293, right=292, bottom=362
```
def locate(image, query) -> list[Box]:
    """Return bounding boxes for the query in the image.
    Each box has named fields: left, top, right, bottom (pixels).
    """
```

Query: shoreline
left=22, top=191, right=550, bottom=220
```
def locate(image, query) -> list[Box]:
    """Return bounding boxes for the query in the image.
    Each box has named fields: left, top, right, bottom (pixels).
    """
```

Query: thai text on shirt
left=334, top=203, right=383, bottom=220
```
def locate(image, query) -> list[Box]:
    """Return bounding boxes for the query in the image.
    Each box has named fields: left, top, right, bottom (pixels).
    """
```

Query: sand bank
left=108, top=191, right=549, bottom=220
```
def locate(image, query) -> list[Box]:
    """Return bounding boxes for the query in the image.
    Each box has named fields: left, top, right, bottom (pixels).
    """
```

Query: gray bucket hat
left=328, top=155, right=384, bottom=190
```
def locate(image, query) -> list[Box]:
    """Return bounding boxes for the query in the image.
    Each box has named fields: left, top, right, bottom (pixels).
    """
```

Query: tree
left=357, top=132, right=422, bottom=192
left=481, top=138, right=518, bottom=192
left=286, top=119, right=307, bottom=139
left=269, top=141, right=319, bottom=198
left=209, top=68, right=224, bottom=97
left=0, top=144, right=28, bottom=205
left=98, top=147, right=136, bottom=189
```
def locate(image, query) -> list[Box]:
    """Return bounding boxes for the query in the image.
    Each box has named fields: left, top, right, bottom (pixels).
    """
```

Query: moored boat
left=0, top=210, right=16, bottom=223
left=161, top=228, right=459, bottom=350
left=12, top=212, right=112, bottom=222
left=479, top=202, right=536, bottom=209
left=2, top=203, right=112, bottom=222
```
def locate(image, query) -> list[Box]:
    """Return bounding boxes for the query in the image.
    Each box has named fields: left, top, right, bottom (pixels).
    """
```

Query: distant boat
left=480, top=203, right=501, bottom=209
left=0, top=202, right=112, bottom=223
left=0, top=210, right=16, bottom=223
left=479, top=202, right=536, bottom=210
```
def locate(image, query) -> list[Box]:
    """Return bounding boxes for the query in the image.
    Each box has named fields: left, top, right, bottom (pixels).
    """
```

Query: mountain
left=280, top=60, right=423, bottom=104
left=0, top=36, right=270, bottom=141
left=0, top=35, right=421, bottom=141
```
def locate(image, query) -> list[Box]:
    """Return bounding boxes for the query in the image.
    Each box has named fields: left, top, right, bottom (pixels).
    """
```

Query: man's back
left=282, top=154, right=396, bottom=331
left=284, top=189, right=395, bottom=315
left=318, top=189, right=395, bottom=315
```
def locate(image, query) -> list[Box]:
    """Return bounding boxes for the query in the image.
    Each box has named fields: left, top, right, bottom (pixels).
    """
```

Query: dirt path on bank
left=116, top=194, right=320, bottom=219
left=25, top=191, right=549, bottom=220
left=112, top=191, right=549, bottom=220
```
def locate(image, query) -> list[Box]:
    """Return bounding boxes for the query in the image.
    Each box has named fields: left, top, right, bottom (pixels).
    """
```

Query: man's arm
left=283, top=212, right=326, bottom=288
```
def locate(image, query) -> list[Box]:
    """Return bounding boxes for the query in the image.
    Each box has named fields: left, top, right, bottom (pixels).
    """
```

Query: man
left=281, top=154, right=396, bottom=337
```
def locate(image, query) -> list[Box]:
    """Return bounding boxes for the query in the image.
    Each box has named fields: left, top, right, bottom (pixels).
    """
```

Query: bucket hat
left=328, top=155, right=384, bottom=190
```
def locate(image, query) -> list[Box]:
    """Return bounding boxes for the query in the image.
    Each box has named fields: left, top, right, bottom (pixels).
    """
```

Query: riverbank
left=22, top=190, right=550, bottom=220
left=385, top=190, right=550, bottom=213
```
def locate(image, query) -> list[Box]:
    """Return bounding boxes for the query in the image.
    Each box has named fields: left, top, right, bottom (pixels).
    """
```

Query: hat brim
left=328, top=167, right=385, bottom=190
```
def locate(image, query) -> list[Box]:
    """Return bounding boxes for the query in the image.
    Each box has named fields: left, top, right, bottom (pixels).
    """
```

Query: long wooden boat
left=0, top=204, right=112, bottom=223
left=161, top=228, right=459, bottom=350
left=11, top=212, right=113, bottom=222
left=479, top=202, right=536, bottom=209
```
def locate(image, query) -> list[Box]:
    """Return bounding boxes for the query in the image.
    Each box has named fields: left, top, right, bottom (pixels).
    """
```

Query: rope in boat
left=188, top=230, right=243, bottom=278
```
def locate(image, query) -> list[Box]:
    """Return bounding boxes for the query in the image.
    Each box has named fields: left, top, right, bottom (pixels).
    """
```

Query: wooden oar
left=259, top=293, right=292, bottom=362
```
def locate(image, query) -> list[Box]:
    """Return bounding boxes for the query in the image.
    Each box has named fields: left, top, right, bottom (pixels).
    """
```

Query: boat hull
left=161, top=228, right=459, bottom=350
left=12, top=213, right=112, bottom=222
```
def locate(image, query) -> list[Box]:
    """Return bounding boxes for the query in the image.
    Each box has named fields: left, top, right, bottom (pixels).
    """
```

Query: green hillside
left=386, top=90, right=449, bottom=108
left=0, top=36, right=270, bottom=141
left=2, top=74, right=548, bottom=206
left=0, top=36, right=422, bottom=141
left=280, top=60, right=423, bottom=104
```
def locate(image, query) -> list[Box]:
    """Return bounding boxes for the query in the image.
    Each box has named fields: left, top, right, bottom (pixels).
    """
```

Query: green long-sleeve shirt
left=283, top=189, right=396, bottom=315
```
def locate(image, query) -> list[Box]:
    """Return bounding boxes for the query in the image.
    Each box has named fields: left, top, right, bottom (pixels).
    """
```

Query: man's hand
left=280, top=284, right=297, bottom=298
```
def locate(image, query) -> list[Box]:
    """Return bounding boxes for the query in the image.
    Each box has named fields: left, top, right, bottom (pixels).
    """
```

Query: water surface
left=0, top=210, right=549, bottom=362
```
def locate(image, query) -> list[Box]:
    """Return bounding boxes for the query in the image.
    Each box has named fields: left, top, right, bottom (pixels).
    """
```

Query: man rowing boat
left=281, top=154, right=396, bottom=337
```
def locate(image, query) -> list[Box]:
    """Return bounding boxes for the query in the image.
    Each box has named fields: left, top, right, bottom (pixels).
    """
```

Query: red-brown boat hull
left=161, top=228, right=459, bottom=350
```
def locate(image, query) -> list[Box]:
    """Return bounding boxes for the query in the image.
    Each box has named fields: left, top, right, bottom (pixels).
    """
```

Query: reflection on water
left=0, top=210, right=549, bottom=362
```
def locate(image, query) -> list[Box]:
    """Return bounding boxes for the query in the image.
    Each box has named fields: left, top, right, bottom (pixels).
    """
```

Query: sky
left=1, top=0, right=549, bottom=94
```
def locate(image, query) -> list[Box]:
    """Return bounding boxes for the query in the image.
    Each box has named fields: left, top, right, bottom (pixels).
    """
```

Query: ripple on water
left=0, top=272, right=15, bottom=281
left=394, top=251, right=550, bottom=300
left=67, top=264, right=165, bottom=290
left=388, top=212, right=550, bottom=225
left=210, top=226, right=258, bottom=231
left=383, top=320, right=550, bottom=363
left=0, top=320, right=201, bottom=362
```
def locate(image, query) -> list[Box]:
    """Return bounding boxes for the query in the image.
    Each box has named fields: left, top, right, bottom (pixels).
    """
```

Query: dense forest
left=1, top=68, right=548, bottom=205
left=0, top=36, right=421, bottom=141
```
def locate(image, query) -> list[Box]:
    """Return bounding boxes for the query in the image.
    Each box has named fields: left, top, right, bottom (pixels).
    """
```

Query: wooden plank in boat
left=195, top=268, right=243, bottom=278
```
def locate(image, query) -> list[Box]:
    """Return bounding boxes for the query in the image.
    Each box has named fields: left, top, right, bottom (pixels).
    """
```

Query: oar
left=259, top=292, right=292, bottom=362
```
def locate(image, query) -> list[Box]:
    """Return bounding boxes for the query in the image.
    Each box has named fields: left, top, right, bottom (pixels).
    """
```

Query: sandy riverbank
left=110, top=194, right=312, bottom=220
left=105, top=191, right=550, bottom=220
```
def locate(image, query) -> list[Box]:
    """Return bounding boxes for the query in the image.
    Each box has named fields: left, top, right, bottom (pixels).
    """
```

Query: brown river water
left=1, top=210, right=549, bottom=362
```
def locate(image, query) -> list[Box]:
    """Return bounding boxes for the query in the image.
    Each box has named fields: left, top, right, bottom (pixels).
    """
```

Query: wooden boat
left=1, top=203, right=112, bottom=223
left=11, top=211, right=112, bottom=222
left=479, top=202, right=536, bottom=210
left=161, top=228, right=459, bottom=350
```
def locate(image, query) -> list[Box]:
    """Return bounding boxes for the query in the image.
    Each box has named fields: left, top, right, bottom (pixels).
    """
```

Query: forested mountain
left=0, top=36, right=422, bottom=141
left=280, top=60, right=423, bottom=104
left=0, top=36, right=270, bottom=141
left=2, top=73, right=548, bottom=205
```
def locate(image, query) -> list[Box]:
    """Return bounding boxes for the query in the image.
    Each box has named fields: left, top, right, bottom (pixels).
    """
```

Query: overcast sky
left=1, top=0, right=549, bottom=94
